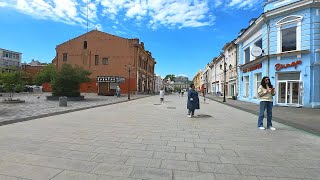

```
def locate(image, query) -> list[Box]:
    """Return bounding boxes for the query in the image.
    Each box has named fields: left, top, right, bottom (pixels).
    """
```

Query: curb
left=205, top=96, right=320, bottom=137
left=0, top=95, right=151, bottom=127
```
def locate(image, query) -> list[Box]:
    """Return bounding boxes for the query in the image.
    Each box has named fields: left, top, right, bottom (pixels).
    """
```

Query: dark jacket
left=187, top=89, right=199, bottom=110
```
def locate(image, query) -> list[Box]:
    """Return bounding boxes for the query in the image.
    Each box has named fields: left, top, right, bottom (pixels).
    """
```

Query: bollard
left=59, top=96, right=67, bottom=107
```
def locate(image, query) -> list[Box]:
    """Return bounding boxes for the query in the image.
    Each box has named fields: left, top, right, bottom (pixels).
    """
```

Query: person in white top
left=159, top=87, right=165, bottom=103
left=257, top=76, right=276, bottom=131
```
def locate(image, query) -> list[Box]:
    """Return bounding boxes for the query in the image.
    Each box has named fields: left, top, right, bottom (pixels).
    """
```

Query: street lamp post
left=126, top=64, right=132, bottom=100
left=223, top=62, right=227, bottom=102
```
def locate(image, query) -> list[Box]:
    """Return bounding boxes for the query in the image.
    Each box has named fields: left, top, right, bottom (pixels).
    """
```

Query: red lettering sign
left=243, top=63, right=262, bottom=73
left=275, top=60, right=302, bottom=71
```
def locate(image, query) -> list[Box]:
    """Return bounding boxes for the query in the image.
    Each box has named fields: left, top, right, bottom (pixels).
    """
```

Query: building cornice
left=236, top=0, right=319, bottom=45
left=265, top=0, right=318, bottom=19
left=235, top=15, right=264, bottom=44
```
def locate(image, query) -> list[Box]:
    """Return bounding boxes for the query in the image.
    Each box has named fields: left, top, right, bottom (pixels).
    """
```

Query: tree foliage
left=34, top=64, right=57, bottom=85
left=52, top=64, right=91, bottom=97
left=164, top=74, right=175, bottom=81
left=0, top=71, right=24, bottom=100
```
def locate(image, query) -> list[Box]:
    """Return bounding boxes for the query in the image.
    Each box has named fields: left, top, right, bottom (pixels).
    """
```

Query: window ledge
left=270, top=49, right=310, bottom=59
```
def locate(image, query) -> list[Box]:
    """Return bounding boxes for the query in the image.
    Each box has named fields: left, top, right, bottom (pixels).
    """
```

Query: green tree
left=52, top=64, right=91, bottom=97
left=0, top=71, right=24, bottom=100
left=164, top=74, right=175, bottom=82
left=34, top=64, right=57, bottom=85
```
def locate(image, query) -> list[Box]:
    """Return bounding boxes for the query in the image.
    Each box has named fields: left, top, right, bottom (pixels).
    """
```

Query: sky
left=0, top=0, right=264, bottom=79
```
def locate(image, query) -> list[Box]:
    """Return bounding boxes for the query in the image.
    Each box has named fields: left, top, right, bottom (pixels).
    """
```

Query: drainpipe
left=262, top=14, right=270, bottom=77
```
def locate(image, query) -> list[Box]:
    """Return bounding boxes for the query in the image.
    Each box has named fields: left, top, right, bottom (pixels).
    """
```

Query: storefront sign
left=97, top=76, right=125, bottom=83
left=243, top=63, right=262, bottom=73
left=275, top=60, right=302, bottom=71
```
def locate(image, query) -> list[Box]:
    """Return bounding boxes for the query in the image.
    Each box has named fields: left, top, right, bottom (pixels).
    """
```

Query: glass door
left=277, top=81, right=302, bottom=107
left=278, top=82, right=286, bottom=104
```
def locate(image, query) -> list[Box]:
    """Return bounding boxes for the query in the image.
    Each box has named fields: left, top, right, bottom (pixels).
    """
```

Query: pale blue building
left=236, top=0, right=320, bottom=108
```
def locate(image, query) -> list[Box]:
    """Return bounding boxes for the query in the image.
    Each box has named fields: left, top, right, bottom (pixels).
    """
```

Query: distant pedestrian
left=181, top=90, right=184, bottom=97
left=159, top=87, right=165, bottom=103
left=116, top=86, right=121, bottom=97
left=187, top=84, right=199, bottom=118
left=257, top=76, right=276, bottom=130
left=178, top=89, right=181, bottom=96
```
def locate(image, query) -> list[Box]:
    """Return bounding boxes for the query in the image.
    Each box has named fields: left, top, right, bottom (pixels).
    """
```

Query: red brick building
left=53, top=30, right=156, bottom=95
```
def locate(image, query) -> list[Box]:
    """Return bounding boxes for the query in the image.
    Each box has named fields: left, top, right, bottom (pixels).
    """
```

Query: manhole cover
left=167, top=107, right=176, bottom=109
left=153, top=104, right=161, bottom=105
left=196, top=114, right=212, bottom=118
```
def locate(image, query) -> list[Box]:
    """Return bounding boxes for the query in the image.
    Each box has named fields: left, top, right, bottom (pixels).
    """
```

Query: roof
left=56, top=30, right=135, bottom=47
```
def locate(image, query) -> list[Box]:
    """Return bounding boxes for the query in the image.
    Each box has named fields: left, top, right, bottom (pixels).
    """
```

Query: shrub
left=52, top=64, right=91, bottom=97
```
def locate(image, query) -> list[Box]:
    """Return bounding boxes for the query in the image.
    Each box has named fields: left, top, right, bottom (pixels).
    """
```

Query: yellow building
left=193, top=69, right=202, bottom=92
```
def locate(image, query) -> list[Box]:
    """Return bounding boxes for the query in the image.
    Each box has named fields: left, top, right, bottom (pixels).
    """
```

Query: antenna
left=86, top=0, right=89, bottom=32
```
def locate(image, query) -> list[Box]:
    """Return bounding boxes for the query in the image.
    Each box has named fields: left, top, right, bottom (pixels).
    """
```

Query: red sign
left=275, top=60, right=302, bottom=71
left=243, top=63, right=262, bottom=73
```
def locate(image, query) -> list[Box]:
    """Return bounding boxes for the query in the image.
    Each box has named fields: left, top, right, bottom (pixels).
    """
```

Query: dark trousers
left=188, top=109, right=195, bottom=116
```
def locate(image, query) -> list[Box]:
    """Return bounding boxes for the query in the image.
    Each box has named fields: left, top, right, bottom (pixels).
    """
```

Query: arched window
left=276, top=15, right=303, bottom=53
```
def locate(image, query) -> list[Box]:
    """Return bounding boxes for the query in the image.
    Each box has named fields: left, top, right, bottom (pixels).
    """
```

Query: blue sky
left=0, top=0, right=264, bottom=79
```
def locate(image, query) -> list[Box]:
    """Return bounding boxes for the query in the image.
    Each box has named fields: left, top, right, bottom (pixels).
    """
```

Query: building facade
left=193, top=70, right=202, bottom=92
left=154, top=75, right=163, bottom=93
left=222, top=41, right=238, bottom=98
left=21, top=60, right=48, bottom=84
left=0, top=48, right=21, bottom=72
left=202, top=64, right=211, bottom=94
left=53, top=30, right=156, bottom=95
left=236, top=0, right=320, bottom=108
left=212, top=53, right=225, bottom=96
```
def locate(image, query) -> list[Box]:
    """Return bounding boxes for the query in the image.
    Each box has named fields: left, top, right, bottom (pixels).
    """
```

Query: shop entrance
left=277, top=72, right=303, bottom=107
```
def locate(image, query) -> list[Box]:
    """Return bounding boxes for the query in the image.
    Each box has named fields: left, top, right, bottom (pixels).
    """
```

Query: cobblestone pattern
left=0, top=92, right=149, bottom=124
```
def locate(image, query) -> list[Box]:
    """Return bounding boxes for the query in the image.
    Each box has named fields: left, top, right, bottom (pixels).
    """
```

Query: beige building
left=53, top=30, right=156, bottom=95
left=222, top=40, right=238, bottom=98
left=193, top=70, right=202, bottom=92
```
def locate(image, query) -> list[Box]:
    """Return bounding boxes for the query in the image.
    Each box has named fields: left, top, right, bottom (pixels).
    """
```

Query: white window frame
left=276, top=15, right=303, bottom=54
left=244, top=47, right=250, bottom=64
left=254, top=73, right=262, bottom=98
left=244, top=76, right=249, bottom=97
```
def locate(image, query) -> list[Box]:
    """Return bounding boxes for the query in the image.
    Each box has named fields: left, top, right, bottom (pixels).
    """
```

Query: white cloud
left=100, top=0, right=215, bottom=29
left=0, top=1, right=8, bottom=7
left=213, top=0, right=223, bottom=7
left=226, top=0, right=263, bottom=9
left=2, top=0, right=262, bottom=32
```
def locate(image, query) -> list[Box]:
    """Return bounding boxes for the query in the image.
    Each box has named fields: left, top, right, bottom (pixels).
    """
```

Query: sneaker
left=269, top=127, right=276, bottom=131
left=187, top=115, right=192, bottom=118
left=258, top=127, right=265, bottom=130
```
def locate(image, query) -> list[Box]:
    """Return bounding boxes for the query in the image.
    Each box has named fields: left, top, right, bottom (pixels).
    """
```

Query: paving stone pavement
left=0, top=94, right=320, bottom=180
left=0, top=92, right=149, bottom=125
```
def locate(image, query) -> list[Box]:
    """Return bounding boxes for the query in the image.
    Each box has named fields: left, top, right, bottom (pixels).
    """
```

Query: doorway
left=277, top=72, right=302, bottom=107
left=277, top=81, right=303, bottom=107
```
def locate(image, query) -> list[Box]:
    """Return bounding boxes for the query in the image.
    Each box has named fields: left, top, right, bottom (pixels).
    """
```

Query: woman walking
left=257, top=76, right=276, bottom=130
left=187, top=84, right=199, bottom=118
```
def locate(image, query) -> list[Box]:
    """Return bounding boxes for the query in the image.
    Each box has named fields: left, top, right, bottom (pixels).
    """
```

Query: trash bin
left=59, top=96, right=67, bottom=107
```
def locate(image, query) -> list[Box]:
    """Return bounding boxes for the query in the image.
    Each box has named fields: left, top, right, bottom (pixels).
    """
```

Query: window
left=102, top=58, right=108, bottom=65
left=255, top=39, right=262, bottom=49
left=95, top=55, right=99, bottom=65
left=84, top=41, right=87, bottom=49
left=244, top=76, right=249, bottom=97
left=63, top=53, right=68, bottom=61
left=276, top=15, right=302, bottom=53
left=282, top=27, right=296, bottom=52
left=244, top=47, right=250, bottom=63
left=254, top=73, right=262, bottom=98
